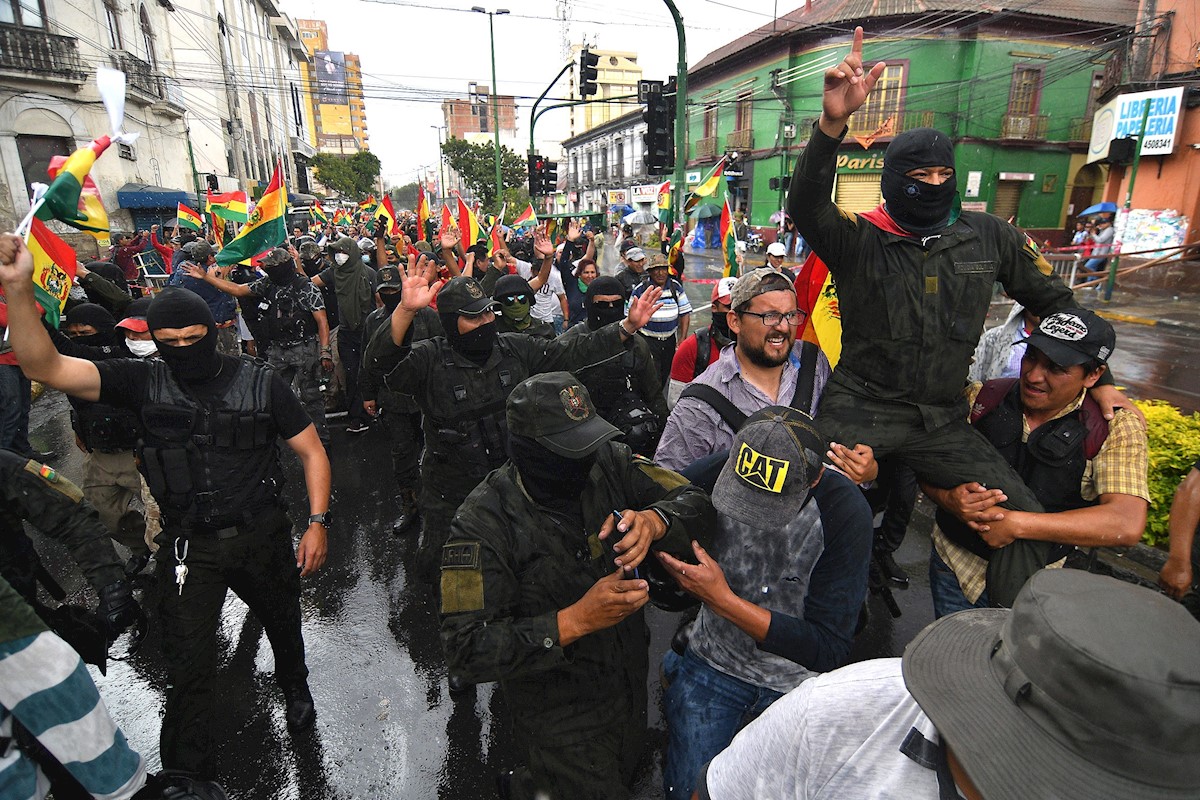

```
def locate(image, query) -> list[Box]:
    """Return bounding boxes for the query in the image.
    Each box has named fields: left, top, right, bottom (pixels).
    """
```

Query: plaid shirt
left=932, top=385, right=1150, bottom=602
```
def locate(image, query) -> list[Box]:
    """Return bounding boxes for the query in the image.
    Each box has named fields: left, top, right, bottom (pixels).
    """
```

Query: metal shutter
left=992, top=181, right=1024, bottom=223
left=834, top=173, right=882, bottom=213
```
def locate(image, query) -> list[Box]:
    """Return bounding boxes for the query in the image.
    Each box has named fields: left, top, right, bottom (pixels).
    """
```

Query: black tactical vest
left=937, top=379, right=1108, bottom=560
left=70, top=398, right=142, bottom=452
left=262, top=277, right=317, bottom=345
left=137, top=357, right=281, bottom=524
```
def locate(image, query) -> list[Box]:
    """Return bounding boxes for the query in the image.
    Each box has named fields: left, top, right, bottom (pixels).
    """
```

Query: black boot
left=878, top=551, right=910, bottom=587
left=283, top=683, right=315, bottom=732
left=392, top=489, right=420, bottom=535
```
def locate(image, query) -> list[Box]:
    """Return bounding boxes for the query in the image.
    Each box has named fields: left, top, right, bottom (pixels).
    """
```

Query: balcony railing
left=846, top=109, right=935, bottom=139
left=1068, top=117, right=1093, bottom=142
left=0, top=25, right=86, bottom=82
left=726, top=128, right=753, bottom=150
left=1001, top=113, right=1049, bottom=141
left=695, top=136, right=718, bottom=160
left=114, top=51, right=161, bottom=101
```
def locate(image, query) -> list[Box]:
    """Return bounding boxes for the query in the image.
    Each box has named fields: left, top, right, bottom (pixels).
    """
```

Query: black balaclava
left=379, top=288, right=402, bottom=313
left=880, top=128, right=958, bottom=236
left=507, top=433, right=595, bottom=510
left=264, top=258, right=296, bottom=286
left=88, top=261, right=130, bottom=296
left=65, top=303, right=117, bottom=347
left=586, top=277, right=627, bottom=331
left=439, top=313, right=497, bottom=364
left=146, top=287, right=222, bottom=383
left=494, top=274, right=535, bottom=329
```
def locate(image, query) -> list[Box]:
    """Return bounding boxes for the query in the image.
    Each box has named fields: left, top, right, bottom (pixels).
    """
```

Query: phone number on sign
left=1144, top=138, right=1173, bottom=150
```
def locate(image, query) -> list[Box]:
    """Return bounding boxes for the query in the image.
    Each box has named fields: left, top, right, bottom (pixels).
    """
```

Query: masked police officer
left=361, top=263, right=444, bottom=534
left=0, top=234, right=331, bottom=778
left=373, top=256, right=664, bottom=589
left=185, top=247, right=333, bottom=447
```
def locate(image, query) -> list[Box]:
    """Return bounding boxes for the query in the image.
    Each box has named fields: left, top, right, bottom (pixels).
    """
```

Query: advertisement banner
left=1087, top=87, right=1184, bottom=164
left=315, top=50, right=348, bottom=105
left=318, top=104, right=352, bottom=136
left=631, top=184, right=660, bottom=202
left=607, top=189, right=628, bottom=205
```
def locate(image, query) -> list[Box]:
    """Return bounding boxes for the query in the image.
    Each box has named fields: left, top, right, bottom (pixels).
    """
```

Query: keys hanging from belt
left=174, top=537, right=189, bottom=596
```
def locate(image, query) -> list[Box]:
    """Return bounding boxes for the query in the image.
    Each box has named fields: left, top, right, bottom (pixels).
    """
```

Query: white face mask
left=334, top=253, right=350, bottom=266
left=126, top=338, right=157, bottom=357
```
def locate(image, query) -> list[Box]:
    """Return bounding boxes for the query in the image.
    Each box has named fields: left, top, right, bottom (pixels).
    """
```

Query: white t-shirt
left=531, top=267, right=566, bottom=322
left=701, top=659, right=954, bottom=800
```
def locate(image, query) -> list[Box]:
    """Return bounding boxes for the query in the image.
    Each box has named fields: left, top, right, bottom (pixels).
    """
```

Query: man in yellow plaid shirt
left=922, top=308, right=1149, bottom=616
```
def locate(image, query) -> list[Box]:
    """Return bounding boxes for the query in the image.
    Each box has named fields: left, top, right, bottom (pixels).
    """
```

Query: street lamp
left=430, top=124, right=447, bottom=202
left=472, top=6, right=508, bottom=209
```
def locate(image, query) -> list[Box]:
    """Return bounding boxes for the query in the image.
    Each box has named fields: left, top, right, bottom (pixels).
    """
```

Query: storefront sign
left=631, top=184, right=661, bottom=202
left=686, top=170, right=701, bottom=185
left=835, top=153, right=885, bottom=172
left=607, top=189, right=628, bottom=205
left=1088, top=87, right=1184, bottom=164
left=964, top=171, right=982, bottom=198
left=998, top=172, right=1034, bottom=181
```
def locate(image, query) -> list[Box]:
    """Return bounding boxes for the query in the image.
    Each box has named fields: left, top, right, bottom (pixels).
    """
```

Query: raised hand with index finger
left=820, top=26, right=887, bottom=135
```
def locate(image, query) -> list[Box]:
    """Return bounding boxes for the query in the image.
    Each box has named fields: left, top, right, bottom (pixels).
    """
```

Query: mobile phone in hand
left=612, top=510, right=640, bottom=580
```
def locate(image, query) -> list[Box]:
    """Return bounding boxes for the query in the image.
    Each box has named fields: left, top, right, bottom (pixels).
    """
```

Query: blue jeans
left=0, top=363, right=32, bottom=455
left=929, top=546, right=990, bottom=618
left=662, top=648, right=783, bottom=800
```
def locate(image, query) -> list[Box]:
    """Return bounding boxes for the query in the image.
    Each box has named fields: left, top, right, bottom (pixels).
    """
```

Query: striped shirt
left=631, top=278, right=692, bottom=339
left=0, top=628, right=146, bottom=800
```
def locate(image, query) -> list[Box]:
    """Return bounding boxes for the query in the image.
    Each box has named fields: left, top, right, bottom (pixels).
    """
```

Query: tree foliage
left=390, top=182, right=420, bottom=209
left=312, top=151, right=382, bottom=198
left=441, top=137, right=527, bottom=212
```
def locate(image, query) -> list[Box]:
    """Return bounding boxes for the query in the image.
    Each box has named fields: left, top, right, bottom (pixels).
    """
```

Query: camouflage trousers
left=267, top=340, right=329, bottom=445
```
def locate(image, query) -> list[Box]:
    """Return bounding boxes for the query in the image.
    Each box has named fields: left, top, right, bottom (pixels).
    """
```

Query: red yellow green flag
left=684, top=158, right=726, bottom=215
left=210, top=213, right=225, bottom=249
left=512, top=203, right=537, bottom=229
left=439, top=204, right=455, bottom=237
left=376, top=196, right=399, bottom=235
left=416, top=184, right=431, bottom=241
left=35, top=136, right=112, bottom=238
left=656, top=181, right=671, bottom=225
left=176, top=203, right=203, bottom=231
left=216, top=161, right=286, bottom=266
left=27, top=217, right=77, bottom=328
left=207, top=190, right=248, bottom=223
left=794, top=252, right=842, bottom=366
left=488, top=224, right=507, bottom=257
left=310, top=200, right=328, bottom=225
left=456, top=194, right=481, bottom=246
left=720, top=198, right=738, bottom=278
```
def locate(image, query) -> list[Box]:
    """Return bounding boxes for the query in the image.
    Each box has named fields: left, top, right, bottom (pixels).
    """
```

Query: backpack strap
left=679, top=383, right=748, bottom=432
left=970, top=378, right=1018, bottom=423
left=693, top=327, right=712, bottom=378
left=789, top=340, right=820, bottom=415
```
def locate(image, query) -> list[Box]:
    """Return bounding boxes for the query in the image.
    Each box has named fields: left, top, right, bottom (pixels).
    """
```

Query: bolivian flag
left=210, top=213, right=225, bottom=249
left=512, top=203, right=537, bottom=229
left=310, top=200, right=329, bottom=225
left=720, top=198, right=738, bottom=278
left=376, top=195, right=398, bottom=235
left=416, top=184, right=430, bottom=241
left=207, top=190, right=249, bottom=223
left=684, top=158, right=726, bottom=215
left=35, top=136, right=112, bottom=238
left=177, top=203, right=203, bottom=231
left=656, top=181, right=671, bottom=225
left=438, top=204, right=454, bottom=237
left=794, top=252, right=842, bottom=366
left=27, top=218, right=77, bottom=328
left=216, top=162, right=286, bottom=266
left=456, top=194, right=481, bottom=246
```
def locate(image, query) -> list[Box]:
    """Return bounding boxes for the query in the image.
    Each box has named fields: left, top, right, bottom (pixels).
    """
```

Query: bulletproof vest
left=137, top=357, right=281, bottom=524
left=574, top=349, right=661, bottom=456
left=70, top=397, right=142, bottom=452
left=937, top=379, right=1108, bottom=560
left=425, top=338, right=524, bottom=476
left=262, top=277, right=317, bottom=345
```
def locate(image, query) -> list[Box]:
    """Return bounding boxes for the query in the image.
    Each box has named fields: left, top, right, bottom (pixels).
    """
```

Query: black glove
left=98, top=580, right=140, bottom=638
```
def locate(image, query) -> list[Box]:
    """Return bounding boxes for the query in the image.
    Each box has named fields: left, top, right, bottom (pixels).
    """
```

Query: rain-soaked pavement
left=20, top=251, right=1199, bottom=799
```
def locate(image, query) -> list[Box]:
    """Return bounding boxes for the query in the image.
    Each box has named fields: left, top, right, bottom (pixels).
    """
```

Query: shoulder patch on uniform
left=634, top=455, right=691, bottom=491
left=442, top=542, right=481, bottom=570
left=22, top=460, right=84, bottom=503
left=440, top=542, right=484, bottom=614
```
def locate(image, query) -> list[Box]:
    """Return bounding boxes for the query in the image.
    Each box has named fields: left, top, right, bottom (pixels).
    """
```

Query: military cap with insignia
left=437, top=276, right=499, bottom=317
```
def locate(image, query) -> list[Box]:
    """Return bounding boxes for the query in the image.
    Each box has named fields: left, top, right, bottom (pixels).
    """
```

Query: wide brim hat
left=903, top=569, right=1200, bottom=800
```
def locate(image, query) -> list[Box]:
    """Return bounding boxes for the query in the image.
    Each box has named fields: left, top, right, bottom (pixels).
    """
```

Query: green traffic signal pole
left=662, top=0, right=686, bottom=230
left=473, top=7, right=509, bottom=206
left=1103, top=97, right=1151, bottom=303
left=530, top=60, right=576, bottom=158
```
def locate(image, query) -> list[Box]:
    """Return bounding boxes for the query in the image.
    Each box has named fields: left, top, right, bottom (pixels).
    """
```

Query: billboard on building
left=319, top=103, right=352, bottom=136
left=315, top=50, right=348, bottom=105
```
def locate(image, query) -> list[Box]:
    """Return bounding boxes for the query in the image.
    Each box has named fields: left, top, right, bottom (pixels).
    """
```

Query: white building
left=561, top=108, right=664, bottom=216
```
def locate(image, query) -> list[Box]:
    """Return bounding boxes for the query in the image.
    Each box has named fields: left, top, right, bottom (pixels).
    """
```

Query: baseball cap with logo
left=1022, top=307, right=1115, bottom=367
left=712, top=406, right=826, bottom=529
left=730, top=267, right=796, bottom=311
left=625, top=247, right=646, bottom=263
left=377, top=264, right=403, bottom=290
left=767, top=241, right=788, bottom=257
left=437, top=276, right=499, bottom=317
left=185, top=241, right=214, bottom=262
left=506, top=372, right=622, bottom=458
left=711, top=276, right=738, bottom=304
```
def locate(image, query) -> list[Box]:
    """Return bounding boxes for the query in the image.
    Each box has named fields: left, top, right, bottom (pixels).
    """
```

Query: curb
left=1092, top=309, right=1200, bottom=334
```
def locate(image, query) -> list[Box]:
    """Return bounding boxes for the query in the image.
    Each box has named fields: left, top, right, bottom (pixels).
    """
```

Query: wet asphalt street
left=21, top=250, right=1198, bottom=799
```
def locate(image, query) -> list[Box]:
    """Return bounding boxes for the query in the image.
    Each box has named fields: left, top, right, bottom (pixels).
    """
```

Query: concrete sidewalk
left=1075, top=288, right=1200, bottom=334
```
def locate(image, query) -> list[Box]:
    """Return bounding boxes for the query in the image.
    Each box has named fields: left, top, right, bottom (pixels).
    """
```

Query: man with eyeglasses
left=654, top=269, right=832, bottom=474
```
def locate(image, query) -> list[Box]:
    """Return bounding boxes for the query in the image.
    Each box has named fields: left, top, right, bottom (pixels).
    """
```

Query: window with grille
left=139, top=5, right=155, bottom=69
left=1008, top=66, right=1042, bottom=116
left=852, top=63, right=903, bottom=135
left=704, top=103, right=717, bottom=138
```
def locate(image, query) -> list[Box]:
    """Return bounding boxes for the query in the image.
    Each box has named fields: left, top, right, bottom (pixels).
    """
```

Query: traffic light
left=579, top=49, right=600, bottom=97
left=528, top=154, right=544, bottom=195
left=542, top=160, right=559, bottom=195
left=643, top=84, right=675, bottom=175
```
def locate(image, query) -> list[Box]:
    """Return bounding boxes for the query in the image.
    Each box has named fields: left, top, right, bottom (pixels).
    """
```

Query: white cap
left=767, top=242, right=787, bottom=257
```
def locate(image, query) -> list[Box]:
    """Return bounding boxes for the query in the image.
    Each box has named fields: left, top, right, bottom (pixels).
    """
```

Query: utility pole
left=473, top=7, right=509, bottom=208
left=1104, top=98, right=1151, bottom=302
left=662, top=0, right=687, bottom=230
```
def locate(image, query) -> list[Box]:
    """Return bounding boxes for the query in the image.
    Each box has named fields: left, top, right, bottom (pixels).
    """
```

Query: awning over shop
left=116, top=183, right=198, bottom=210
